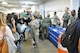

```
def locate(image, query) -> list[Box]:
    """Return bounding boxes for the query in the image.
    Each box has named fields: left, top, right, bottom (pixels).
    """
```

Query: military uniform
left=63, top=13, right=70, bottom=28
left=30, top=19, right=40, bottom=45
left=68, top=15, right=77, bottom=25
left=42, top=17, right=52, bottom=40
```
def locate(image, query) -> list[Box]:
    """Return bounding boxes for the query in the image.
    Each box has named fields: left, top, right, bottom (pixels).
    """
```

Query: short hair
left=19, top=14, right=21, bottom=17
left=71, top=10, right=76, bottom=13
left=24, top=10, right=26, bottom=12
left=12, top=12, right=15, bottom=15
left=66, top=7, right=69, bottom=10
left=54, top=12, right=57, bottom=14
left=47, top=14, right=50, bottom=17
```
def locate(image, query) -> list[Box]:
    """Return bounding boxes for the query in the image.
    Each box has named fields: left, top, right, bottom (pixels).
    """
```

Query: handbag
left=0, top=38, right=8, bottom=53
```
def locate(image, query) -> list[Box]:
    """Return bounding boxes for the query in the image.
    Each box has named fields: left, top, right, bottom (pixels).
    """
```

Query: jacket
left=42, top=17, right=52, bottom=27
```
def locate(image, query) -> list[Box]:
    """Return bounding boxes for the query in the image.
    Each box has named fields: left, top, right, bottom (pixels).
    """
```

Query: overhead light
left=20, top=1, right=38, bottom=5
left=21, top=6, right=30, bottom=8
left=7, top=5, right=13, bottom=6
left=1, top=2, right=8, bottom=4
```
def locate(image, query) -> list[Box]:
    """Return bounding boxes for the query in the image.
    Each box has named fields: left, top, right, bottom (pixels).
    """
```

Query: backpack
left=61, top=19, right=80, bottom=51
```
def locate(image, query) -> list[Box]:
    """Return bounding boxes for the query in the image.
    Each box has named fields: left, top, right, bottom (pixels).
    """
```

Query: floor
left=20, top=39, right=57, bottom=53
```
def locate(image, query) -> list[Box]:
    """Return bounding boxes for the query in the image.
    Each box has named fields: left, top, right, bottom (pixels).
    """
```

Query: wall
left=41, top=0, right=70, bottom=26
left=44, top=0, right=70, bottom=18
left=39, top=4, right=45, bottom=18
left=31, top=5, right=40, bottom=13
left=70, top=0, right=79, bottom=14
left=79, top=0, right=80, bottom=7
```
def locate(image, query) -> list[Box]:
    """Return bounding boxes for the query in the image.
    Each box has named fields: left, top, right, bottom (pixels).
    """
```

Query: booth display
left=48, top=26, right=68, bottom=53
left=48, top=26, right=65, bottom=47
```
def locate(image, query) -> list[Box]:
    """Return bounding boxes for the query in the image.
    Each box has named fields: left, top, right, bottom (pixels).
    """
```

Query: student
left=0, top=12, right=15, bottom=53
left=17, top=14, right=25, bottom=34
left=6, top=14, right=22, bottom=53
left=17, top=14, right=27, bottom=41
left=42, top=14, right=52, bottom=40
left=30, top=16, right=40, bottom=47
left=68, top=10, right=77, bottom=25
left=21, top=10, right=27, bottom=19
left=62, top=7, right=70, bottom=28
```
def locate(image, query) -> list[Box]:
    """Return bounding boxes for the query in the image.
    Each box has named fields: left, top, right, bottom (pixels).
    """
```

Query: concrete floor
left=19, top=39, right=57, bottom=53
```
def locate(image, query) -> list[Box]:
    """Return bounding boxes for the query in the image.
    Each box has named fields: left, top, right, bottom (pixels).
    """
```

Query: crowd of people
left=6, top=11, right=42, bottom=53
left=0, top=10, right=43, bottom=53
left=0, top=7, right=80, bottom=53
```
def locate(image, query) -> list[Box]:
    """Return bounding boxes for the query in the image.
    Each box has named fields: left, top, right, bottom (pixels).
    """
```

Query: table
left=48, top=26, right=68, bottom=53
left=48, top=26, right=66, bottom=47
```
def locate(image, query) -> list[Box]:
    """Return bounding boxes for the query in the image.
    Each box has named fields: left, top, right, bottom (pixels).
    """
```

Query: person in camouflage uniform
left=42, top=14, right=52, bottom=40
left=62, top=7, right=70, bottom=28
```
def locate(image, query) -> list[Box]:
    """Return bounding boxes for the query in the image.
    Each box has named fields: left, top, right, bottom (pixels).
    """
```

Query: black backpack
left=61, top=19, right=80, bottom=51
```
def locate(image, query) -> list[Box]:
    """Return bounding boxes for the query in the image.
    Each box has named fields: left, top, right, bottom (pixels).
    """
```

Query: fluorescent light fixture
left=1, top=2, right=8, bottom=4
left=21, top=6, right=30, bottom=8
left=31, top=6, right=35, bottom=12
left=7, top=5, right=13, bottom=6
left=2, top=4, right=14, bottom=7
left=20, top=1, right=37, bottom=5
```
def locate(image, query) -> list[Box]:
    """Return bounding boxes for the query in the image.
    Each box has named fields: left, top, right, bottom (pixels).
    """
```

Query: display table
left=48, top=26, right=65, bottom=47
left=48, top=26, right=68, bottom=53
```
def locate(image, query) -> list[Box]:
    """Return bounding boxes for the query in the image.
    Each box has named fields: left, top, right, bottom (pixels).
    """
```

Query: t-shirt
left=53, top=15, right=60, bottom=25
left=21, top=12, right=27, bottom=18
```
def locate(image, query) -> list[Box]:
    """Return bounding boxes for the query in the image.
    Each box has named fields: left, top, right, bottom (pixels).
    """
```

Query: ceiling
left=0, top=0, right=47, bottom=14
left=0, top=0, right=47, bottom=11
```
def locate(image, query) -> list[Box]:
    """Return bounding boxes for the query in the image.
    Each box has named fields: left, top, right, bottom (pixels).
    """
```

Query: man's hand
left=62, top=18, right=64, bottom=20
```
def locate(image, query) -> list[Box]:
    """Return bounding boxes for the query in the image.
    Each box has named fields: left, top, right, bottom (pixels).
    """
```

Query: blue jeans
left=17, top=41, right=22, bottom=53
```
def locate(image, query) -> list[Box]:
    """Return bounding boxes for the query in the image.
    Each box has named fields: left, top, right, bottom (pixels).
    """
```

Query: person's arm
left=78, top=39, right=80, bottom=53
left=11, top=18, right=16, bottom=33
left=12, top=23, right=16, bottom=33
left=49, top=18, right=52, bottom=26
left=62, top=14, right=64, bottom=20
left=5, top=26, right=15, bottom=41
left=35, top=19, right=39, bottom=28
left=68, top=18, right=71, bottom=26
left=67, top=14, right=70, bottom=22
